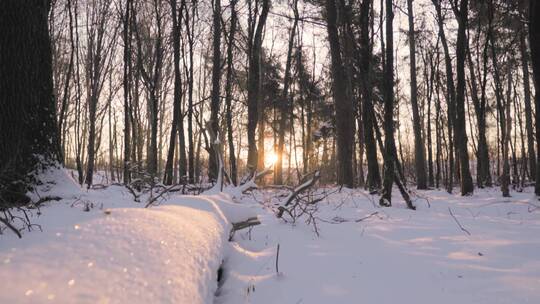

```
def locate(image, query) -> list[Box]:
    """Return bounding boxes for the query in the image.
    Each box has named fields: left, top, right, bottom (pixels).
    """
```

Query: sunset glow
left=265, top=151, right=279, bottom=167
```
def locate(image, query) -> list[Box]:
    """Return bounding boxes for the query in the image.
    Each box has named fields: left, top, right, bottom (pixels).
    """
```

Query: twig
left=125, top=183, right=140, bottom=202
left=355, top=211, right=380, bottom=222
left=145, top=184, right=180, bottom=208
left=0, top=216, right=22, bottom=238
left=284, top=171, right=321, bottom=207
left=275, top=243, right=280, bottom=274
left=448, top=207, right=471, bottom=235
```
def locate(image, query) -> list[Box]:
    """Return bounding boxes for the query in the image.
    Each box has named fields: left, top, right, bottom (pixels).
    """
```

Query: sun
left=265, top=151, right=279, bottom=167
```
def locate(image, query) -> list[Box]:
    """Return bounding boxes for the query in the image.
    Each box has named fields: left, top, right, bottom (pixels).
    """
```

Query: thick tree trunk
left=380, top=0, right=396, bottom=205
left=325, top=0, right=354, bottom=187
left=454, top=0, right=474, bottom=195
left=0, top=0, right=60, bottom=206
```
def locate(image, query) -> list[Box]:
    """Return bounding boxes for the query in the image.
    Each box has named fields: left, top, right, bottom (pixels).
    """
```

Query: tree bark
left=359, top=0, right=381, bottom=190
left=0, top=0, right=60, bottom=206
left=122, top=0, right=133, bottom=184
left=225, top=0, right=238, bottom=185
left=208, top=0, right=222, bottom=182
left=325, top=0, right=354, bottom=187
left=380, top=0, right=396, bottom=205
left=454, top=0, right=474, bottom=195
left=163, top=0, right=184, bottom=185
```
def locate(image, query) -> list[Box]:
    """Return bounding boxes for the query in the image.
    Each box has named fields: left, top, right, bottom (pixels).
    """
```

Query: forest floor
left=1, top=169, right=540, bottom=303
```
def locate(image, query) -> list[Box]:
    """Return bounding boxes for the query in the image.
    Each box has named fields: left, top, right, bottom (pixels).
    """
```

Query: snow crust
left=0, top=169, right=235, bottom=304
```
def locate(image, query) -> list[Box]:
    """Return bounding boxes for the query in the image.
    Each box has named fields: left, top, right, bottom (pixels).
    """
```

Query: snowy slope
left=0, top=169, right=237, bottom=304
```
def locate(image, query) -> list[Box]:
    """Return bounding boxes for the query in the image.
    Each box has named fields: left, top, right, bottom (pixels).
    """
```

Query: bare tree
left=208, top=0, right=222, bottom=181
left=225, top=0, right=239, bottom=185
left=133, top=0, right=164, bottom=177
left=453, top=0, right=474, bottom=195
left=275, top=0, right=299, bottom=185
left=163, top=0, right=185, bottom=185
left=84, top=0, right=119, bottom=187
left=325, top=0, right=354, bottom=187
left=246, top=0, right=270, bottom=172
left=406, top=0, right=428, bottom=189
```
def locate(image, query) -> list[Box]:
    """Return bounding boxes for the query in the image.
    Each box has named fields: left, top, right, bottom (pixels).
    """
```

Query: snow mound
left=0, top=194, right=230, bottom=303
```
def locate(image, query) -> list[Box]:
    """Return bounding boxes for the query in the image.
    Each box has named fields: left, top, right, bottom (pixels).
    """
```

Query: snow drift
left=0, top=169, right=252, bottom=304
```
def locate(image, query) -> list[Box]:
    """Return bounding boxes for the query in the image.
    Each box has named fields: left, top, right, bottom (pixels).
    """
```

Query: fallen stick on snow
left=355, top=211, right=380, bottom=222
left=448, top=207, right=471, bottom=236
left=229, top=217, right=261, bottom=241
left=275, top=243, right=280, bottom=274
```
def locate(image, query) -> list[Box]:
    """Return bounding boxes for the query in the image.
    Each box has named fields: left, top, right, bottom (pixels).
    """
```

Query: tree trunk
left=433, top=0, right=456, bottom=193
left=0, top=0, right=60, bottom=206
left=406, top=0, right=427, bottom=189
left=122, top=0, right=132, bottom=184
left=467, top=34, right=491, bottom=188
left=380, top=0, right=396, bottom=205
left=208, top=0, right=222, bottom=182
left=521, top=27, right=536, bottom=181
left=454, top=0, right=474, bottom=195
left=531, top=0, right=540, bottom=195
left=58, top=0, right=75, bottom=163
left=184, top=1, right=195, bottom=183
left=359, top=0, right=381, bottom=190
left=275, top=0, right=298, bottom=185
left=225, top=0, right=238, bottom=185
left=163, top=0, right=184, bottom=185
left=246, top=0, right=270, bottom=171
left=325, top=0, right=354, bottom=187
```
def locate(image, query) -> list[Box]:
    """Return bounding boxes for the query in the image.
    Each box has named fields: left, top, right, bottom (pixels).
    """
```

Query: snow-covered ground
left=221, top=187, right=540, bottom=304
left=0, top=170, right=247, bottom=303
left=1, top=169, right=540, bottom=303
